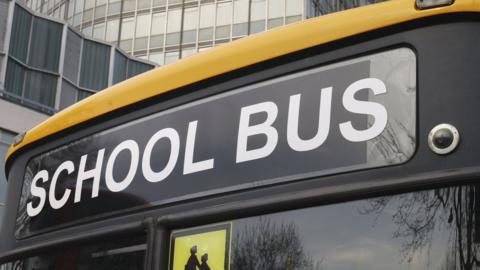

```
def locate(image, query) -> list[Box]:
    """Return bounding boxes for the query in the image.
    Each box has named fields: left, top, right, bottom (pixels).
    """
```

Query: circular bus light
left=428, top=124, right=460, bottom=155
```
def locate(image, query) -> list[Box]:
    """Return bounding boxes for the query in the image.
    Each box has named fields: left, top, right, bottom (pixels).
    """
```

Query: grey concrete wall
left=0, top=98, right=49, bottom=134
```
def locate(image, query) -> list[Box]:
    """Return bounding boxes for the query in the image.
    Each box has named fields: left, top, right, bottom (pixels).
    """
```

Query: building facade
left=0, top=0, right=155, bottom=224
left=22, top=0, right=382, bottom=65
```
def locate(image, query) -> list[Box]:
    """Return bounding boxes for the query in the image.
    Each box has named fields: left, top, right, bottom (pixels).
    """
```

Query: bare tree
left=360, top=185, right=480, bottom=270
left=232, top=217, right=322, bottom=270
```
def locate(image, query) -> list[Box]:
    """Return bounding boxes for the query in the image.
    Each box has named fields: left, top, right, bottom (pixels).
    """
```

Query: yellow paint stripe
left=6, top=0, right=479, bottom=161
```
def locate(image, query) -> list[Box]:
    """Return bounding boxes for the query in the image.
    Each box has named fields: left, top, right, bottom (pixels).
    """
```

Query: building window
left=182, top=7, right=198, bottom=45
left=134, top=14, right=150, bottom=51
left=150, top=12, right=166, bottom=49
left=80, top=40, right=110, bottom=90
left=199, top=3, right=214, bottom=42
left=233, top=0, right=248, bottom=37
left=9, top=5, right=32, bottom=63
left=250, top=0, right=266, bottom=34
left=215, top=2, right=232, bottom=41
left=106, top=19, right=120, bottom=42
left=113, top=50, right=128, bottom=83
left=165, top=9, right=182, bottom=46
left=28, top=18, right=63, bottom=72
left=267, top=0, right=284, bottom=29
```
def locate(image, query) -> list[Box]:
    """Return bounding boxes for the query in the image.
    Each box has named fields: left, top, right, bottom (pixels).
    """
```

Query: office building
left=22, top=0, right=382, bottom=65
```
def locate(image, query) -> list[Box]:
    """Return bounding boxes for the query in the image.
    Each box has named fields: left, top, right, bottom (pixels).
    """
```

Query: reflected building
left=21, top=0, right=384, bottom=66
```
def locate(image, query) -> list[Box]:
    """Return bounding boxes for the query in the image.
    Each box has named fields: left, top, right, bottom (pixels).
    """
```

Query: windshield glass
left=170, top=183, right=480, bottom=270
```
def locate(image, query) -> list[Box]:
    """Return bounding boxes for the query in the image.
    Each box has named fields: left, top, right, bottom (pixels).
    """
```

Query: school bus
left=2, top=0, right=480, bottom=269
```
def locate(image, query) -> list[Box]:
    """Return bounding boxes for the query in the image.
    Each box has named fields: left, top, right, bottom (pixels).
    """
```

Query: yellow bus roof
left=6, top=0, right=480, bottom=162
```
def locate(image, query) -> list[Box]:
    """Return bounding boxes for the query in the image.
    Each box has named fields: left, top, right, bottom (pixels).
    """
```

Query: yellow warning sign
left=169, top=223, right=231, bottom=270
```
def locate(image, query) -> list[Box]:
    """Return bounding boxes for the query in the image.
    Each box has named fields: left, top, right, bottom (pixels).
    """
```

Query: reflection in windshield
left=361, top=185, right=480, bottom=270
left=232, top=217, right=322, bottom=270
left=230, top=184, right=480, bottom=270
left=0, top=235, right=146, bottom=270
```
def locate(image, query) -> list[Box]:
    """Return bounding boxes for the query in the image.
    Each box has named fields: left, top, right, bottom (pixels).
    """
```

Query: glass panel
left=169, top=184, right=480, bottom=270
left=80, top=40, right=110, bottom=90
left=68, top=0, right=75, bottom=17
left=183, top=7, right=198, bottom=31
left=113, top=51, right=128, bottom=83
left=83, top=8, right=93, bottom=22
left=75, top=0, right=84, bottom=13
left=120, top=39, right=133, bottom=51
left=250, top=0, right=265, bottom=34
left=135, top=14, right=150, bottom=37
left=215, top=25, right=230, bottom=40
left=121, top=17, right=135, bottom=40
left=151, top=12, right=166, bottom=35
left=134, top=37, right=148, bottom=50
left=181, top=47, right=196, bottom=58
left=149, top=52, right=164, bottom=65
left=199, top=4, right=214, bottom=41
left=285, top=15, right=301, bottom=24
left=250, top=20, right=265, bottom=34
left=198, top=28, right=212, bottom=42
left=267, top=17, right=283, bottom=29
left=233, top=0, right=248, bottom=24
left=93, top=23, right=105, bottom=39
left=28, top=18, right=63, bottom=72
left=216, top=2, right=232, bottom=26
left=107, top=1, right=121, bottom=14
left=251, top=0, right=266, bottom=21
left=182, top=30, right=196, bottom=44
left=123, top=0, right=136, bottom=12
left=24, top=70, right=57, bottom=107
left=268, top=0, right=284, bottom=18
left=77, top=89, right=93, bottom=100
left=73, top=13, right=82, bottom=26
left=149, top=34, right=164, bottom=48
left=137, top=0, right=150, bottom=9
left=2, top=235, right=147, bottom=269
left=5, top=59, right=25, bottom=96
left=94, top=4, right=106, bottom=19
left=286, top=0, right=302, bottom=16
left=9, top=5, right=32, bottom=63
left=164, top=50, right=178, bottom=64
left=168, top=0, right=181, bottom=5
left=83, top=25, right=93, bottom=36
left=165, top=33, right=180, bottom=46
left=106, top=19, right=119, bottom=42
left=182, top=7, right=197, bottom=45
left=232, top=22, right=247, bottom=37
left=166, top=9, right=181, bottom=46
left=85, top=0, right=95, bottom=9
left=60, top=5, right=66, bottom=19
left=152, top=0, right=165, bottom=7
left=199, top=3, right=214, bottom=29
left=127, top=60, right=152, bottom=77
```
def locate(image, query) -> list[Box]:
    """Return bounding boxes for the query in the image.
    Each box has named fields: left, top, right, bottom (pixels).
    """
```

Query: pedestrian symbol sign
left=169, top=223, right=231, bottom=270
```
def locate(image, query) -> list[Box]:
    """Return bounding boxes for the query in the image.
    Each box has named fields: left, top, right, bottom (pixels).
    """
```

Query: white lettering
left=74, top=149, right=106, bottom=203
left=184, top=121, right=214, bottom=174
left=287, top=87, right=332, bottom=151
left=236, top=101, right=278, bottom=163
left=27, top=170, right=49, bottom=217
left=105, top=140, right=139, bottom=192
left=49, top=161, right=74, bottom=210
left=142, top=128, right=180, bottom=182
left=340, top=78, right=388, bottom=142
